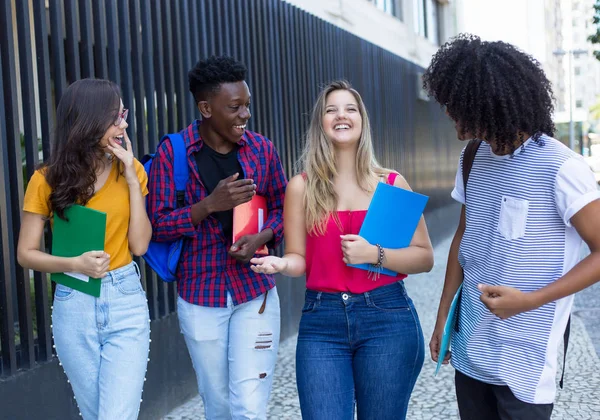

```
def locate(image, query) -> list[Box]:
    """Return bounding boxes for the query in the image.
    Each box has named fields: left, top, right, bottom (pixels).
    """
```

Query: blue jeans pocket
left=116, top=277, right=144, bottom=295
left=367, top=287, right=410, bottom=312
left=301, top=299, right=319, bottom=314
left=54, top=284, right=76, bottom=301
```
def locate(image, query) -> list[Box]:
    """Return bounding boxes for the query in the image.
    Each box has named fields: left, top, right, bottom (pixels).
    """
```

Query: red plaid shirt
left=147, top=120, right=287, bottom=307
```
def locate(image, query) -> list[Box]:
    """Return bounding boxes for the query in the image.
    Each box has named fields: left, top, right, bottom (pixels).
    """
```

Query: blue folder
left=435, top=283, right=463, bottom=375
left=348, top=182, right=429, bottom=276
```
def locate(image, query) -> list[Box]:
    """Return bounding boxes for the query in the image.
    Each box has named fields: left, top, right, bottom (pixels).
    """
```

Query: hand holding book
left=230, top=195, right=269, bottom=263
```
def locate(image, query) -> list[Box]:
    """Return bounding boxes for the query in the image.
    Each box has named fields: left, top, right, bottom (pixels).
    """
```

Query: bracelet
left=368, top=244, right=385, bottom=281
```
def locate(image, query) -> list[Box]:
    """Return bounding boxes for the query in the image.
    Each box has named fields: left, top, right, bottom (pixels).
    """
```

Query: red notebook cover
left=232, top=195, right=268, bottom=255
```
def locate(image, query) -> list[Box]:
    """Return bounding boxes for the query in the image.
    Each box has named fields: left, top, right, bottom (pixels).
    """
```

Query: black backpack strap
left=462, top=139, right=482, bottom=196
left=454, top=139, right=482, bottom=334
left=559, top=315, right=571, bottom=389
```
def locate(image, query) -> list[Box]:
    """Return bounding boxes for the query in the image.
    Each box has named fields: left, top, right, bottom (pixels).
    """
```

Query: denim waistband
left=101, top=261, right=140, bottom=283
left=305, top=281, right=406, bottom=302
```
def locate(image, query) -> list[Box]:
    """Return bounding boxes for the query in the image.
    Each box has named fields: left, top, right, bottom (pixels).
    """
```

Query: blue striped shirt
left=450, top=135, right=600, bottom=403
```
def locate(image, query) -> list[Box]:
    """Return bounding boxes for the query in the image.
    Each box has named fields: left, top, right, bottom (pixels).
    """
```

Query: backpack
left=459, top=138, right=570, bottom=388
left=140, top=133, right=188, bottom=282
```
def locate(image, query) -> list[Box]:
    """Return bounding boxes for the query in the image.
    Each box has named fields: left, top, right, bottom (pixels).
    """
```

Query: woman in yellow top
left=17, top=78, right=152, bottom=420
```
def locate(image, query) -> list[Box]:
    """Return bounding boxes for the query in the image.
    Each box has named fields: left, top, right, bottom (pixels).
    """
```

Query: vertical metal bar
left=227, top=0, right=239, bottom=60
left=32, top=0, right=54, bottom=363
left=155, top=0, right=175, bottom=316
left=188, top=0, right=200, bottom=63
left=49, top=0, right=68, bottom=99
left=198, top=0, right=209, bottom=57
left=220, top=0, right=231, bottom=55
left=171, top=1, right=187, bottom=131
left=141, top=0, right=161, bottom=319
left=92, top=0, right=108, bottom=79
left=0, top=50, right=17, bottom=377
left=64, top=0, right=81, bottom=82
left=16, top=0, right=40, bottom=182
left=0, top=0, right=34, bottom=370
left=33, top=0, right=54, bottom=161
left=246, top=0, right=260, bottom=130
left=16, top=0, right=53, bottom=364
left=128, top=0, right=147, bottom=154
left=151, top=0, right=167, bottom=141
left=266, top=0, right=285, bottom=157
left=140, top=1, right=157, bottom=152
left=161, top=0, right=176, bottom=134
left=256, top=0, right=269, bottom=135
left=207, top=0, right=218, bottom=54
left=179, top=0, right=194, bottom=123
left=106, top=0, right=120, bottom=85
left=118, top=0, right=135, bottom=140
left=284, top=3, right=299, bottom=171
left=79, top=0, right=95, bottom=78
left=295, top=6, right=307, bottom=164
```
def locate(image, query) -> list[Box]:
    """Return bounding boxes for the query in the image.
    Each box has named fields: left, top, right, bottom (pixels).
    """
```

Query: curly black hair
left=423, top=33, right=555, bottom=154
left=188, top=55, right=247, bottom=103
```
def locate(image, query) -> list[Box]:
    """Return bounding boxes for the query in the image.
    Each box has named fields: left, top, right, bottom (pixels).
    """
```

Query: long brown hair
left=43, top=78, right=122, bottom=219
left=298, top=80, right=391, bottom=235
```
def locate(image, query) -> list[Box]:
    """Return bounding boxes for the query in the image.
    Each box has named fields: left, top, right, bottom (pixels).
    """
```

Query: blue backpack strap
left=165, top=133, right=188, bottom=208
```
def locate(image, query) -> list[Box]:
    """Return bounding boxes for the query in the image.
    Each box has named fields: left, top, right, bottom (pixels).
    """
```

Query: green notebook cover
left=51, top=205, right=107, bottom=297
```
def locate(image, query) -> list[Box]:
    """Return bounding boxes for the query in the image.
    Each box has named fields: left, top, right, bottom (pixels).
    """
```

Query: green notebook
left=51, top=205, right=107, bottom=297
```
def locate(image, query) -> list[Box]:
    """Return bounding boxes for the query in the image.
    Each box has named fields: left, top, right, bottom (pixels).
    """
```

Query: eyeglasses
left=114, top=108, right=129, bottom=126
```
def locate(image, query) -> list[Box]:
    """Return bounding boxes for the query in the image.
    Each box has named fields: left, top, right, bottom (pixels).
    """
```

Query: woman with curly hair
left=424, top=34, right=600, bottom=419
left=251, top=80, right=433, bottom=419
left=17, top=78, right=152, bottom=419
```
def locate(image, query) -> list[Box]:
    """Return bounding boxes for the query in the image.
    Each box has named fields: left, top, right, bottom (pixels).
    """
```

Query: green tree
left=589, top=0, right=600, bottom=60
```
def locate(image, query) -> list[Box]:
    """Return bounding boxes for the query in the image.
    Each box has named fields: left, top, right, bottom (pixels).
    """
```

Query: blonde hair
left=298, top=80, right=391, bottom=235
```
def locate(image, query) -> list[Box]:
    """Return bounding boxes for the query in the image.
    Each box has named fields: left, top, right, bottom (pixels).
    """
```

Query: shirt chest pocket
left=497, top=196, right=529, bottom=240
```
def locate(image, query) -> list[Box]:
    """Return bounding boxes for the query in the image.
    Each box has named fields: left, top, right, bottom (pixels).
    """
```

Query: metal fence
left=0, top=0, right=459, bottom=412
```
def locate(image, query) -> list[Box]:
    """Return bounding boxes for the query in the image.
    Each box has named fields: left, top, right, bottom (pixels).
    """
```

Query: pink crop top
left=305, top=173, right=408, bottom=293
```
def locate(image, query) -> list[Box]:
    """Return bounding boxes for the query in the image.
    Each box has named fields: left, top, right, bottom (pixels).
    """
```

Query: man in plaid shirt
left=147, top=56, right=287, bottom=419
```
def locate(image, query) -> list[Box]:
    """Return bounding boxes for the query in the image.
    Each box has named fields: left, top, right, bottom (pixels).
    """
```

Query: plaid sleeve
left=262, top=141, right=287, bottom=248
left=147, top=139, right=197, bottom=241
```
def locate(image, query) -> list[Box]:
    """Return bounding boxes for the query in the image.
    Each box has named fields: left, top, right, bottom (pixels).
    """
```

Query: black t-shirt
left=195, top=144, right=243, bottom=241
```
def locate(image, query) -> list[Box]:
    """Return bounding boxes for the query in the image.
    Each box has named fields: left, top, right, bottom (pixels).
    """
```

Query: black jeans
left=455, top=370, right=553, bottom=420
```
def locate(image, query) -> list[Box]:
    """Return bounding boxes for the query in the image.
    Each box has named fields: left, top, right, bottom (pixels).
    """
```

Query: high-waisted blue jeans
left=52, top=261, right=150, bottom=420
left=296, top=281, right=424, bottom=420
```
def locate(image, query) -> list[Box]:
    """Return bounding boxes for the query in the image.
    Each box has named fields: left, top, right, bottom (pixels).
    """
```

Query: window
left=574, top=66, right=581, bottom=76
left=368, top=0, right=402, bottom=20
left=413, top=0, right=441, bottom=43
left=414, top=0, right=427, bottom=37
left=576, top=99, right=584, bottom=108
left=426, top=0, right=440, bottom=44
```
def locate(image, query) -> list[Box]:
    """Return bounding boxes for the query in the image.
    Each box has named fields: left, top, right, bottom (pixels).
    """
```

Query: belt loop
left=258, top=289, right=269, bottom=314
left=132, top=260, right=141, bottom=279
left=364, top=291, right=371, bottom=305
left=107, top=269, right=116, bottom=284
left=316, top=292, right=322, bottom=302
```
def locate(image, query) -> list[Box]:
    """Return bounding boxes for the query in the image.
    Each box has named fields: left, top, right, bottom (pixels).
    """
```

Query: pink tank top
left=305, top=173, right=408, bottom=293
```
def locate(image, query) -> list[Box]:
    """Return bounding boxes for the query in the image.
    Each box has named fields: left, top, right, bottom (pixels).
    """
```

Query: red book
left=232, top=195, right=268, bottom=255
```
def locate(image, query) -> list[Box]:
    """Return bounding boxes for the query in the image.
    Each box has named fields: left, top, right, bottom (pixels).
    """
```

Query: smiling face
left=322, top=89, right=362, bottom=148
left=201, top=81, right=251, bottom=145
left=100, top=100, right=128, bottom=154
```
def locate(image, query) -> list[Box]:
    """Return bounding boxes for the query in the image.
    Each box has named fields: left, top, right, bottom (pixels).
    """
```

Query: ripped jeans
left=177, top=287, right=280, bottom=420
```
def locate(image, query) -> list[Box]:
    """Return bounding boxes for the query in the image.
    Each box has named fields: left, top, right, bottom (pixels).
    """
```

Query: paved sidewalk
left=163, top=235, right=600, bottom=419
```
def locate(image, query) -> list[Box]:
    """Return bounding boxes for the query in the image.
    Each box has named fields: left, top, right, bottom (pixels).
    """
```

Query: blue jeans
left=52, top=261, right=150, bottom=420
left=177, top=287, right=280, bottom=420
left=296, top=281, right=424, bottom=420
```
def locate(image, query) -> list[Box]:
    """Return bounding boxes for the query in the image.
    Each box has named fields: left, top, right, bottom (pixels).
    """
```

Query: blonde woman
left=251, top=80, right=433, bottom=420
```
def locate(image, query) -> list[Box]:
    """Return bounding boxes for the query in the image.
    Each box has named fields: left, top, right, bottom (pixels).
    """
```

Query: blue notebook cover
left=348, top=182, right=429, bottom=276
left=435, top=283, right=463, bottom=375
